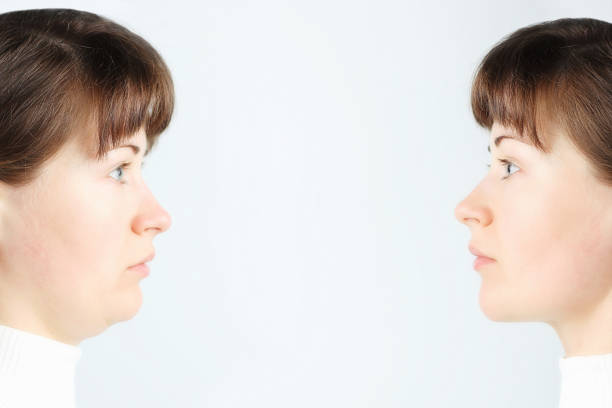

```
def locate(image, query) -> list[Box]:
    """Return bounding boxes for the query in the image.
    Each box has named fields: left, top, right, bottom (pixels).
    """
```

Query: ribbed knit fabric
left=0, top=324, right=82, bottom=408
left=559, top=352, right=612, bottom=408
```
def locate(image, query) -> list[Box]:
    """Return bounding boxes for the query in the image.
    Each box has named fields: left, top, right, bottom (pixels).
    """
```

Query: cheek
left=567, top=201, right=612, bottom=306
left=17, top=180, right=127, bottom=300
left=495, top=180, right=611, bottom=319
left=495, top=180, right=560, bottom=279
left=52, top=187, right=126, bottom=280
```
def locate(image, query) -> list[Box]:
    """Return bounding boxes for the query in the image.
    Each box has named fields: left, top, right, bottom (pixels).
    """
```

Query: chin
left=479, top=286, right=514, bottom=322
left=478, top=289, right=538, bottom=322
left=109, top=287, right=144, bottom=325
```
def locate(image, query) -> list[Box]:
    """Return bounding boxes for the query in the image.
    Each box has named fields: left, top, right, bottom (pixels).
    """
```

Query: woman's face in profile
left=455, top=122, right=612, bottom=326
left=0, top=127, right=171, bottom=343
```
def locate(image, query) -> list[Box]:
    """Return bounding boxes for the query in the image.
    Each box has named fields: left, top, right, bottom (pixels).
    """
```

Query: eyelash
left=110, top=161, right=146, bottom=184
left=486, top=159, right=519, bottom=180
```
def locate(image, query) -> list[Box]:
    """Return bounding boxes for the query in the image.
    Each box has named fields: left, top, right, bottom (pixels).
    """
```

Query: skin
left=454, top=121, right=612, bottom=358
left=0, top=126, right=171, bottom=346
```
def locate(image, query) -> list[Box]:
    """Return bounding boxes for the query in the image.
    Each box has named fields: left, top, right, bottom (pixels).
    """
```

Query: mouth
left=127, top=251, right=155, bottom=277
left=127, top=263, right=150, bottom=277
left=468, top=244, right=496, bottom=270
left=473, top=256, right=495, bottom=269
left=129, top=252, right=155, bottom=268
left=468, top=244, right=494, bottom=259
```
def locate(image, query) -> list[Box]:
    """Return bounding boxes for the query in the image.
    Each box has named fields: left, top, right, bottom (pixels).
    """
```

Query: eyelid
left=110, top=159, right=147, bottom=184
left=110, top=161, right=131, bottom=183
left=486, top=158, right=516, bottom=167
left=486, top=158, right=520, bottom=179
left=112, top=158, right=145, bottom=170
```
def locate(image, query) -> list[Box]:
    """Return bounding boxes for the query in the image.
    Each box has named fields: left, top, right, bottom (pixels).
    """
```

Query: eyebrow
left=488, top=135, right=523, bottom=153
left=118, top=144, right=141, bottom=155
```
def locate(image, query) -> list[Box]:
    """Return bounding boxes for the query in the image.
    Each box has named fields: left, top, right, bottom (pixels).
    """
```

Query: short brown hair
left=0, top=8, right=174, bottom=187
left=471, top=17, right=612, bottom=185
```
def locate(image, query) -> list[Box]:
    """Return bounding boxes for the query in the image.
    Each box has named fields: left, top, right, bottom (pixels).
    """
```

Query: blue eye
left=110, top=162, right=132, bottom=183
left=486, top=159, right=520, bottom=180
left=110, top=160, right=146, bottom=184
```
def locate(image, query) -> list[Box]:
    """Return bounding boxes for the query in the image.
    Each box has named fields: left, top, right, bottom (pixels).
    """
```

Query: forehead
left=71, top=126, right=148, bottom=161
left=490, top=122, right=527, bottom=142
left=488, top=122, right=531, bottom=153
left=111, top=128, right=148, bottom=154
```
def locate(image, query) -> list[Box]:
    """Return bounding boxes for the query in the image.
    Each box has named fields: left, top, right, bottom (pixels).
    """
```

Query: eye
left=110, top=162, right=132, bottom=183
left=486, top=159, right=520, bottom=180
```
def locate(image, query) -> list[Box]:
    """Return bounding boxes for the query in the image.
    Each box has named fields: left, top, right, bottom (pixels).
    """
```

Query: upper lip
left=469, top=244, right=494, bottom=259
left=130, top=252, right=155, bottom=267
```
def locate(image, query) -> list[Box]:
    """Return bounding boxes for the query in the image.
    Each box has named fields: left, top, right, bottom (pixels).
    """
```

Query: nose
left=132, top=188, right=173, bottom=236
left=454, top=185, right=492, bottom=228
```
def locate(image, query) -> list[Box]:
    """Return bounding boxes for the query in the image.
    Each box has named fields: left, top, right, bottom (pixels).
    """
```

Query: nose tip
left=161, top=210, right=172, bottom=232
left=146, top=184, right=172, bottom=234
left=152, top=206, right=172, bottom=234
left=454, top=199, right=468, bottom=225
left=133, top=187, right=173, bottom=235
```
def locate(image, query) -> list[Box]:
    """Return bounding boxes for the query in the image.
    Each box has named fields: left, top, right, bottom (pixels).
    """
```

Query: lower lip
left=128, top=263, right=150, bottom=277
left=474, top=256, right=495, bottom=269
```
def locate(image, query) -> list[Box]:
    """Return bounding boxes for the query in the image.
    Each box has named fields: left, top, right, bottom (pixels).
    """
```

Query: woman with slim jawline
left=454, top=18, right=612, bottom=408
left=0, top=8, right=173, bottom=408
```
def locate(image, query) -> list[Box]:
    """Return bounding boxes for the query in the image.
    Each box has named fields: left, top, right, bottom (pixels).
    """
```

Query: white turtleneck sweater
left=0, top=321, right=610, bottom=408
left=0, top=324, right=82, bottom=408
left=559, top=352, right=612, bottom=408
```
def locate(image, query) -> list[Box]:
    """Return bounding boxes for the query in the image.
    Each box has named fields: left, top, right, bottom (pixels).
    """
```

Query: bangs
left=470, top=27, right=569, bottom=153
left=74, top=25, right=174, bottom=160
left=0, top=8, right=178, bottom=187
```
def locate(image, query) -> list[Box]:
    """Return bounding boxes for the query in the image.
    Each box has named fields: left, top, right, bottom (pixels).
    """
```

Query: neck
left=549, top=290, right=612, bottom=358
left=0, top=287, right=83, bottom=346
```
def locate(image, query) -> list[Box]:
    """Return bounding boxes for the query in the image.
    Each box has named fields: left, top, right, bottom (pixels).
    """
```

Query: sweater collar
left=558, top=352, right=612, bottom=408
left=0, top=323, right=82, bottom=408
left=559, top=352, right=612, bottom=374
left=0, top=323, right=82, bottom=374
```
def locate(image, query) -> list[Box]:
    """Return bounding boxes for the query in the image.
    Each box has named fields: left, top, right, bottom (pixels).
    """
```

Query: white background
left=2, top=1, right=611, bottom=407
